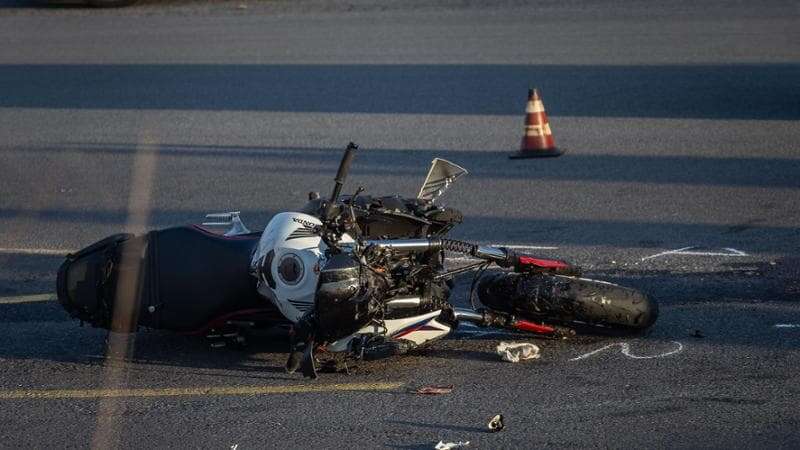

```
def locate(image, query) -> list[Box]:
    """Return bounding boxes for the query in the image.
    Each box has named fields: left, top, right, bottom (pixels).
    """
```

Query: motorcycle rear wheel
left=477, top=272, right=658, bottom=332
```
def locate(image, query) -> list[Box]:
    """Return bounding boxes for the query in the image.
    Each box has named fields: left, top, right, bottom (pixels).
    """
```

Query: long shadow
left=10, top=143, right=800, bottom=189
left=1, top=207, right=796, bottom=252
left=1, top=64, right=798, bottom=119
left=0, top=303, right=297, bottom=379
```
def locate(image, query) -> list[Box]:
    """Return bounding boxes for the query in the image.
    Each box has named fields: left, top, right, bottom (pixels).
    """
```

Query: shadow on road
left=1, top=64, right=798, bottom=119
left=1, top=205, right=797, bottom=252
left=9, top=143, right=800, bottom=189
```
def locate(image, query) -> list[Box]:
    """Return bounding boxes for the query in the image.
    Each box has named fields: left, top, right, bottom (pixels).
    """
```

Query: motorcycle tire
left=477, top=272, right=658, bottom=332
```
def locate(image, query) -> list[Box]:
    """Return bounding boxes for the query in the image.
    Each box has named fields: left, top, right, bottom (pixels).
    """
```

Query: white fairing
left=251, top=212, right=352, bottom=323
left=328, top=310, right=451, bottom=353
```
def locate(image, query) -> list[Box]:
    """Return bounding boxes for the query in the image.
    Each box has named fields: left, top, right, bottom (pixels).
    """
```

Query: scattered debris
left=487, top=414, right=504, bottom=432
left=496, top=342, right=541, bottom=363
left=435, top=441, right=470, bottom=450
left=416, top=385, right=454, bottom=395
left=690, top=329, right=704, bottom=338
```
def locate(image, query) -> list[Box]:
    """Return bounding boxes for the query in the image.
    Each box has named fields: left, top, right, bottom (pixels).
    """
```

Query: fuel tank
left=250, top=212, right=353, bottom=323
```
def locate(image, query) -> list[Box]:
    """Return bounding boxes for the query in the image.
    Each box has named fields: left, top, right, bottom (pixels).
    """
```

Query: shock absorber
left=441, top=239, right=511, bottom=264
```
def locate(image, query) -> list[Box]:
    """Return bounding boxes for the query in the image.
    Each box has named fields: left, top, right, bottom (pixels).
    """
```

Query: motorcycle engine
left=313, top=253, right=387, bottom=341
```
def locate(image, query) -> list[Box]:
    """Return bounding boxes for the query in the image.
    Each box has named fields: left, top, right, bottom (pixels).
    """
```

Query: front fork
left=452, top=307, right=575, bottom=338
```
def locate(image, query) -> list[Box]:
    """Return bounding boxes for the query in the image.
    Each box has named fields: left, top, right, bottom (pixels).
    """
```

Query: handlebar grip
left=325, top=142, right=358, bottom=219
left=334, top=142, right=358, bottom=184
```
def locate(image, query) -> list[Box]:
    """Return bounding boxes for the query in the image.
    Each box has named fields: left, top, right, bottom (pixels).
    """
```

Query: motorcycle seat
left=143, top=225, right=280, bottom=332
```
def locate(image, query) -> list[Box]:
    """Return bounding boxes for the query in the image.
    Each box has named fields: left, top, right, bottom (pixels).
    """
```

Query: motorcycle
left=56, top=143, right=658, bottom=378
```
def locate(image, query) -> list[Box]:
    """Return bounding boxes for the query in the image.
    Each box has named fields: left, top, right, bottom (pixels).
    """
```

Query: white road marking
left=0, top=247, right=73, bottom=256
left=570, top=341, right=684, bottom=361
left=774, top=324, right=800, bottom=328
left=0, top=293, right=57, bottom=304
left=641, top=246, right=748, bottom=261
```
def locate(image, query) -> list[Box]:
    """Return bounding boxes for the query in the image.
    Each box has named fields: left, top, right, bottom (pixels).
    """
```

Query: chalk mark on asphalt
left=570, top=341, right=684, bottom=361
left=641, top=246, right=748, bottom=261
left=0, top=382, right=404, bottom=400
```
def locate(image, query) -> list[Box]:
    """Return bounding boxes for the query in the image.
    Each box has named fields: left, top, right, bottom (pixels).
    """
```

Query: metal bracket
left=202, top=211, right=251, bottom=236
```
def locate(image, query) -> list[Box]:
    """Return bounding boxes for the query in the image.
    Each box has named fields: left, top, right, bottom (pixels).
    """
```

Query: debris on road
left=496, top=342, right=541, bottom=362
left=690, top=329, right=704, bottom=338
left=415, top=385, right=454, bottom=395
left=487, top=414, right=505, bottom=432
left=434, top=441, right=470, bottom=450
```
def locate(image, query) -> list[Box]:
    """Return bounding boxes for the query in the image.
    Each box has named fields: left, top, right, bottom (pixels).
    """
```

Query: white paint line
left=0, top=293, right=57, bottom=304
left=641, top=246, right=748, bottom=261
left=570, top=341, right=684, bottom=361
left=0, top=247, right=73, bottom=256
left=774, top=324, right=800, bottom=328
left=640, top=247, right=695, bottom=261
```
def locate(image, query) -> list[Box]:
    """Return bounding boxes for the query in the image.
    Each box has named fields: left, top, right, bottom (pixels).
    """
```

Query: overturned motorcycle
left=57, top=143, right=657, bottom=378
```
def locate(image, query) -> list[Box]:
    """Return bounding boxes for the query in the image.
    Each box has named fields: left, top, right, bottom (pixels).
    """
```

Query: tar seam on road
left=0, top=382, right=405, bottom=400
left=0, top=293, right=57, bottom=304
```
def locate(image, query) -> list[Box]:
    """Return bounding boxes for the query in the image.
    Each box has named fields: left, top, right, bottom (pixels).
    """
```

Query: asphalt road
left=1, top=0, right=799, bottom=448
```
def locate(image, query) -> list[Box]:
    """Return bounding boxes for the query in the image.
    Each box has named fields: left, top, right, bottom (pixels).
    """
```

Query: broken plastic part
left=487, top=414, right=504, bottom=432
left=434, top=441, right=470, bottom=450
left=496, top=342, right=541, bottom=363
left=415, top=385, right=453, bottom=395
left=417, top=158, right=468, bottom=202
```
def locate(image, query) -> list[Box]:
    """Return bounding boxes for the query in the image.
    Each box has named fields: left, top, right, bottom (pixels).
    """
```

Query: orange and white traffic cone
left=509, top=88, right=563, bottom=159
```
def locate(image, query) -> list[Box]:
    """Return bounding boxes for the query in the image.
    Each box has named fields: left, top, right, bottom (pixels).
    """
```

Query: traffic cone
left=509, top=88, right=563, bottom=159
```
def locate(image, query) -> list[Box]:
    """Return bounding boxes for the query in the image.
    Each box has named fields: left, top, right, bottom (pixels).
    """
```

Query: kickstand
left=301, top=342, right=318, bottom=379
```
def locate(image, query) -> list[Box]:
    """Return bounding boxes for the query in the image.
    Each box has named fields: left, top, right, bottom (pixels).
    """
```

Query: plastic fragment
left=416, top=385, right=454, bottom=395
left=496, top=341, right=541, bottom=362
left=434, top=441, right=470, bottom=450
left=487, top=414, right=504, bottom=432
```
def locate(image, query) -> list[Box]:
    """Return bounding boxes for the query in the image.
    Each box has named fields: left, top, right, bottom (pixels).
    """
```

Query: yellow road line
left=0, top=293, right=57, bottom=304
left=0, top=382, right=404, bottom=400
left=0, top=247, right=72, bottom=256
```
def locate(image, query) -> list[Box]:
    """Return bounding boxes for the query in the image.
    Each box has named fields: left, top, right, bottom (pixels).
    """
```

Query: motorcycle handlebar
left=328, top=142, right=358, bottom=205
left=320, top=142, right=358, bottom=221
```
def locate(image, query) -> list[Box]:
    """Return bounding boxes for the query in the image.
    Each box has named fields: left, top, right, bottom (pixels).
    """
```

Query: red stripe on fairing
left=398, top=324, right=443, bottom=338
left=518, top=255, right=570, bottom=270
left=393, top=322, right=444, bottom=339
